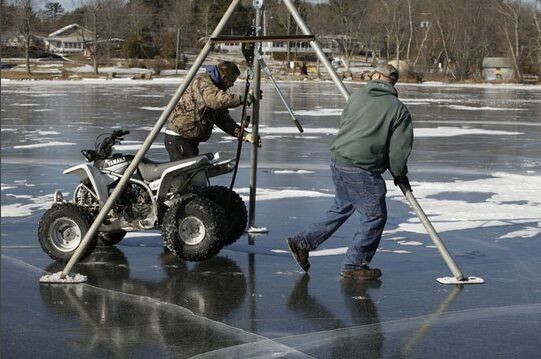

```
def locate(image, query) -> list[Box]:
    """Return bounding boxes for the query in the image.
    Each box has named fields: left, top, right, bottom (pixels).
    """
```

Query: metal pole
left=400, top=185, right=464, bottom=280
left=248, top=3, right=263, bottom=229
left=175, top=27, right=180, bottom=75
left=60, top=0, right=242, bottom=278
left=282, top=0, right=350, bottom=101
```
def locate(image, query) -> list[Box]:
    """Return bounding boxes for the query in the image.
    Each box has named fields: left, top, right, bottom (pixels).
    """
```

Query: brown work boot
left=286, top=238, right=310, bottom=272
left=340, top=266, right=382, bottom=280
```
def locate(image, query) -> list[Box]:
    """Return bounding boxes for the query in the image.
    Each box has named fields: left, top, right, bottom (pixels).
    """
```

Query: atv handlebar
left=112, top=129, right=130, bottom=138
left=82, top=129, right=130, bottom=162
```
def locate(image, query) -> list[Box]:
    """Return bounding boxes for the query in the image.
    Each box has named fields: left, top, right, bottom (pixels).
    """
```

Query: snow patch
left=139, top=106, right=166, bottom=111
left=310, top=247, right=348, bottom=256
left=124, top=232, right=161, bottom=238
left=275, top=108, right=343, bottom=117
left=378, top=249, right=412, bottom=254
left=398, top=241, right=423, bottom=246
left=385, top=172, right=541, bottom=236
left=71, top=65, right=152, bottom=74
left=9, top=103, right=39, bottom=107
left=259, top=126, right=522, bottom=138
left=446, top=105, right=525, bottom=111
left=273, top=170, right=315, bottom=174
left=235, top=188, right=333, bottom=201
left=499, top=227, right=541, bottom=239
left=415, top=127, right=522, bottom=138
left=14, top=141, right=76, bottom=149
left=1, top=184, right=16, bottom=191
left=113, top=144, right=165, bottom=150
left=31, top=93, right=67, bottom=97
left=22, top=130, right=60, bottom=136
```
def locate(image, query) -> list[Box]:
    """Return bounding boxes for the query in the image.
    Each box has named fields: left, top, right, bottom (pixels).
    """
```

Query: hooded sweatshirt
left=329, top=80, right=413, bottom=177
left=204, top=65, right=224, bottom=89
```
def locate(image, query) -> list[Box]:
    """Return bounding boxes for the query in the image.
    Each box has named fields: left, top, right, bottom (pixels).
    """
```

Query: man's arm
left=388, top=107, right=413, bottom=178
left=201, top=85, right=242, bottom=110
left=214, top=110, right=242, bottom=137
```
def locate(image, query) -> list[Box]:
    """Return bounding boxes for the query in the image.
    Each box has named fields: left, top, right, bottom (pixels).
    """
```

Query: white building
left=44, top=24, right=94, bottom=54
left=219, top=38, right=336, bottom=59
left=482, top=57, right=515, bottom=81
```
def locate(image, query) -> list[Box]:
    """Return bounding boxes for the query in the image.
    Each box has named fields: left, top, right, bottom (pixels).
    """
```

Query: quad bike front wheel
left=162, top=196, right=227, bottom=262
left=198, top=186, right=247, bottom=245
left=38, top=203, right=98, bottom=262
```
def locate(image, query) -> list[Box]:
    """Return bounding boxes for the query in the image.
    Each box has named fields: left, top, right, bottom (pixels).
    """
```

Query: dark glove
left=393, top=175, right=412, bottom=192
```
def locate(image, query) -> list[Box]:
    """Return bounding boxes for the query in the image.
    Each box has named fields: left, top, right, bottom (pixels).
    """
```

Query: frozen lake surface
left=2, top=80, right=541, bottom=358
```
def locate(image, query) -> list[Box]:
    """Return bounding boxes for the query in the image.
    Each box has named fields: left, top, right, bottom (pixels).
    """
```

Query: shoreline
left=1, top=76, right=540, bottom=90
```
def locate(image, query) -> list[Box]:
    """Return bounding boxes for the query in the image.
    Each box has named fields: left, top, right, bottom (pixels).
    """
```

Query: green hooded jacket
left=329, top=80, right=413, bottom=177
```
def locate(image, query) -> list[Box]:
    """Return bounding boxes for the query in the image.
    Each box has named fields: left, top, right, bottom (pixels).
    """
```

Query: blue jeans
left=292, top=158, right=387, bottom=270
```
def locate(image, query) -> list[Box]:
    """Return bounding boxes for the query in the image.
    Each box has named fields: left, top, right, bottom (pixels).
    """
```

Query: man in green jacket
left=287, top=64, right=413, bottom=280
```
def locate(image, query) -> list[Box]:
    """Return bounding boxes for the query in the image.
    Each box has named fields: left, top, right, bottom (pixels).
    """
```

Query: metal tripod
left=53, top=0, right=484, bottom=286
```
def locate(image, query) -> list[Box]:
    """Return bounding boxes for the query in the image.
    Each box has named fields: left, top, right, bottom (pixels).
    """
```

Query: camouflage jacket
left=167, top=73, right=243, bottom=142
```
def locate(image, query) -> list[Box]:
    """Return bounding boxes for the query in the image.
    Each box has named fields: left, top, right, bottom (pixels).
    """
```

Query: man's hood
left=204, top=65, right=224, bottom=89
left=366, top=80, right=398, bottom=97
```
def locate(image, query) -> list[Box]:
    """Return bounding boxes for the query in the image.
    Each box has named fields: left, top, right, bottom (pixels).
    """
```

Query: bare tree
left=80, top=0, right=104, bottom=75
left=328, top=0, right=368, bottom=71
left=16, top=0, right=36, bottom=74
left=413, top=21, right=431, bottom=67
left=495, top=0, right=524, bottom=81
left=377, top=0, right=407, bottom=65
left=435, top=17, right=455, bottom=79
left=199, top=1, right=215, bottom=40
left=533, top=0, right=541, bottom=73
left=167, top=0, right=195, bottom=58
left=99, top=0, right=123, bottom=64
left=406, top=0, right=413, bottom=62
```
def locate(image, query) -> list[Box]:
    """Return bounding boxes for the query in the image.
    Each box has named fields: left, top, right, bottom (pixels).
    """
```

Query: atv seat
left=137, top=156, right=209, bottom=182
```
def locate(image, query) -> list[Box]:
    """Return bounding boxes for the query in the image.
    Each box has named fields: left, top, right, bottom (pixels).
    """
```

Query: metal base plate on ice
left=39, top=272, right=88, bottom=284
left=436, top=276, right=485, bottom=285
left=247, top=226, right=269, bottom=234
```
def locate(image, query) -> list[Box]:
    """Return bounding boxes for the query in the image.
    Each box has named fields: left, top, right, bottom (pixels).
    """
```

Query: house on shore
left=44, top=24, right=93, bottom=54
left=218, top=35, right=341, bottom=61
left=482, top=57, right=514, bottom=81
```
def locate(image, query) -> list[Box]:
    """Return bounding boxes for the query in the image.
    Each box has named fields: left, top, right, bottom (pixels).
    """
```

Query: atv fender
left=63, top=164, right=113, bottom=202
left=155, top=158, right=209, bottom=199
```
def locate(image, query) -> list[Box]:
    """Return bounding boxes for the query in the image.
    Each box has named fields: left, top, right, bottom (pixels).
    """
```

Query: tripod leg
left=256, top=53, right=303, bottom=132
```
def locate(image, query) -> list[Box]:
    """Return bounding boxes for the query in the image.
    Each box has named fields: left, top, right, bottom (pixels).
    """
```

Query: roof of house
left=482, top=57, right=513, bottom=68
left=48, top=24, right=91, bottom=38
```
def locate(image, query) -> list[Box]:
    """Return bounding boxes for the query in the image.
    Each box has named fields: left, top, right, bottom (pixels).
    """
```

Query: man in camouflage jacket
left=164, top=61, right=259, bottom=161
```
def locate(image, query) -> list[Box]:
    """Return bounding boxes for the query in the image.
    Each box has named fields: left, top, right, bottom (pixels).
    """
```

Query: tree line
left=2, top=0, right=540, bottom=80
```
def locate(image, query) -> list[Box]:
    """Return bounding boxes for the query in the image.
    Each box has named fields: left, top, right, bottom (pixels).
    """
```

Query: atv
left=38, top=129, right=247, bottom=263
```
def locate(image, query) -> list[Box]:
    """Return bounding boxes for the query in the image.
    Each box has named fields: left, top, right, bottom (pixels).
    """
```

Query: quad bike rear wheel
left=38, top=203, right=98, bottom=262
left=198, top=186, right=247, bottom=245
left=162, top=196, right=227, bottom=262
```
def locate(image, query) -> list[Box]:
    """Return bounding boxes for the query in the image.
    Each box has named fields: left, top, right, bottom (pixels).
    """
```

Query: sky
left=33, top=0, right=329, bottom=12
